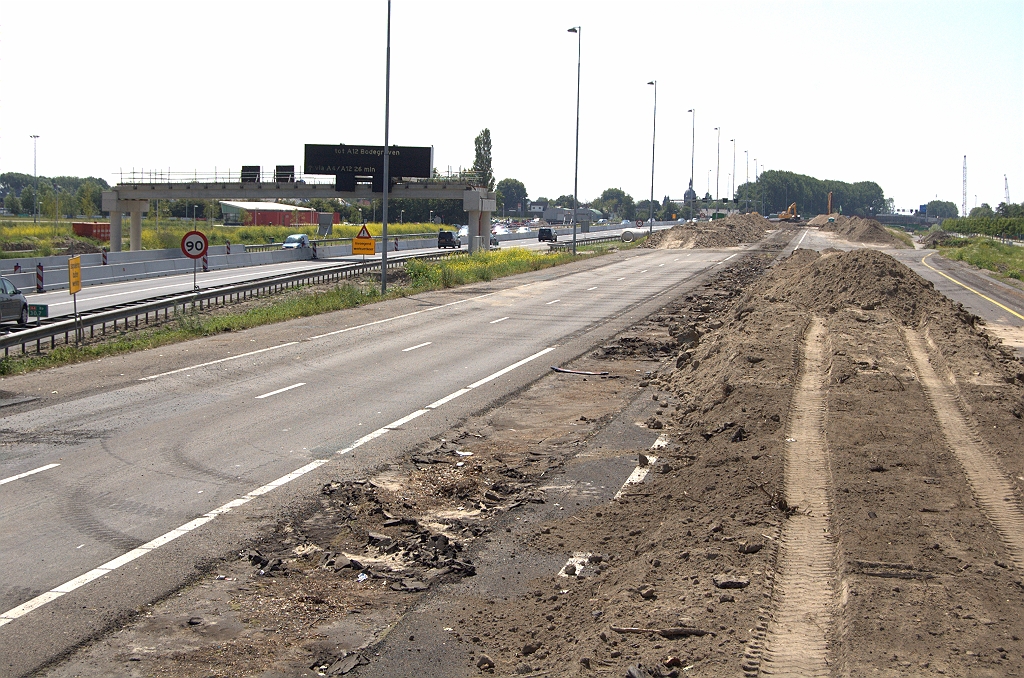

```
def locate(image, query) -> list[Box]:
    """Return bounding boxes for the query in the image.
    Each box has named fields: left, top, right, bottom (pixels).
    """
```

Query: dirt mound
left=759, top=248, right=944, bottom=321
left=806, top=213, right=836, bottom=226
left=816, top=215, right=908, bottom=247
left=919, top=229, right=954, bottom=248
left=645, top=212, right=771, bottom=249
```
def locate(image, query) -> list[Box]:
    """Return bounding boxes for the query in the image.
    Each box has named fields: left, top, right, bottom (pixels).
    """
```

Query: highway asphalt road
left=0, top=243, right=744, bottom=676
left=16, top=225, right=662, bottom=319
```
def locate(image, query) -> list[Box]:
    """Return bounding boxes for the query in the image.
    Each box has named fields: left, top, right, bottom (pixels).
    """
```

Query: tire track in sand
left=757, top=316, right=835, bottom=677
left=903, top=327, right=1024, bottom=567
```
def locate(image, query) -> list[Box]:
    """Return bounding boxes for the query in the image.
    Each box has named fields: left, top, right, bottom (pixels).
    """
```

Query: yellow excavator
left=777, top=202, right=799, bottom=221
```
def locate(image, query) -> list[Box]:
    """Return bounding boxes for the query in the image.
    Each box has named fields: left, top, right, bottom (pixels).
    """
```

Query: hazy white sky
left=2, top=0, right=1021, bottom=212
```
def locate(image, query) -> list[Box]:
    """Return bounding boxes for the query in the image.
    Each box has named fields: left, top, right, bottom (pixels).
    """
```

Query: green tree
left=553, top=194, right=575, bottom=208
left=58, top=189, right=78, bottom=218
left=4, top=193, right=21, bottom=214
left=76, top=180, right=103, bottom=216
left=592, top=188, right=636, bottom=220
left=969, top=203, right=995, bottom=218
left=926, top=200, right=959, bottom=219
left=19, top=185, right=36, bottom=215
left=997, top=202, right=1024, bottom=218
left=473, top=128, right=494, bottom=190
left=495, top=178, right=527, bottom=214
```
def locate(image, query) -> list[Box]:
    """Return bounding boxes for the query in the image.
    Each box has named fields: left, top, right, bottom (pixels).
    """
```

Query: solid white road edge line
left=255, top=383, right=306, bottom=399
left=797, top=229, right=809, bottom=246
left=559, top=552, right=594, bottom=577
left=489, top=317, right=509, bottom=324
left=402, top=342, right=432, bottom=352
left=0, top=463, right=60, bottom=486
left=612, top=433, right=668, bottom=500
left=0, top=346, right=558, bottom=629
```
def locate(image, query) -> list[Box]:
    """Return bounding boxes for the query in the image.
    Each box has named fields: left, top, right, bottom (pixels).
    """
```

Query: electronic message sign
left=304, top=144, right=433, bottom=192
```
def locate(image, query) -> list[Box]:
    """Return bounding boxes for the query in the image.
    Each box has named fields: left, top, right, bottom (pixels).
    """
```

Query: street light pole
left=745, top=150, right=749, bottom=212
left=30, top=135, right=39, bottom=223
left=731, top=139, right=736, bottom=205
left=714, top=127, right=721, bottom=201
left=687, top=109, right=695, bottom=217
left=648, top=80, right=656, bottom=236
left=568, top=26, right=581, bottom=255
left=380, top=0, right=392, bottom=294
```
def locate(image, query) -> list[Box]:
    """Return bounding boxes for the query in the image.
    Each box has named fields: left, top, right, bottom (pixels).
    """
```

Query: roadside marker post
left=68, top=255, right=82, bottom=344
left=28, top=304, right=47, bottom=326
left=36, top=263, right=43, bottom=293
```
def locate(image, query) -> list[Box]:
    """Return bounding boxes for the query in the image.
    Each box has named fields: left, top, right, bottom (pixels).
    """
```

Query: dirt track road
left=39, top=229, right=1024, bottom=677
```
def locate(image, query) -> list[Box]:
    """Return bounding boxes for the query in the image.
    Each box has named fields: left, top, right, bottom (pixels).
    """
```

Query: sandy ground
left=43, top=247, right=1024, bottom=678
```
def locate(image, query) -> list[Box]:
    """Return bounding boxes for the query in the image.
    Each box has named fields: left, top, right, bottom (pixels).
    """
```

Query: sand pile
left=644, top=212, right=771, bottom=249
left=806, top=213, right=835, bottom=226
left=814, top=215, right=908, bottom=247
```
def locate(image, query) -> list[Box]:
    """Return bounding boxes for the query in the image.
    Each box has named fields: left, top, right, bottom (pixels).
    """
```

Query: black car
left=538, top=227, right=557, bottom=242
left=437, top=230, right=461, bottom=249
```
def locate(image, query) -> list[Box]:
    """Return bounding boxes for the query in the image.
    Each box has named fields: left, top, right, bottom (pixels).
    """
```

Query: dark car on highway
left=0, top=276, right=29, bottom=324
left=538, top=227, right=557, bottom=242
left=437, top=230, right=461, bottom=249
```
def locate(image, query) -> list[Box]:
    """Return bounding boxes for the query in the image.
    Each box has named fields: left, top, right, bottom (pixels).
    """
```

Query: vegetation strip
left=937, top=236, right=1024, bottom=282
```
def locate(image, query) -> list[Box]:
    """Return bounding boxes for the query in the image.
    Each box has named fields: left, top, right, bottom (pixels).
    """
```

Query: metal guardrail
left=0, top=250, right=466, bottom=357
left=547, top=234, right=624, bottom=251
left=244, top=232, right=446, bottom=253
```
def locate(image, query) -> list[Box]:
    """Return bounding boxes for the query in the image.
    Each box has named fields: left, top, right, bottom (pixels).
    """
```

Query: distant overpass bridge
left=102, top=172, right=496, bottom=253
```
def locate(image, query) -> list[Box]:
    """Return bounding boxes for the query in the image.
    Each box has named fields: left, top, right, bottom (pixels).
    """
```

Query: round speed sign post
left=181, top=230, right=209, bottom=290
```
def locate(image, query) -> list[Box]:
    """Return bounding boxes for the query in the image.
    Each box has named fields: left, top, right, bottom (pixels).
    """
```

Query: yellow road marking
left=921, top=253, right=1024, bottom=321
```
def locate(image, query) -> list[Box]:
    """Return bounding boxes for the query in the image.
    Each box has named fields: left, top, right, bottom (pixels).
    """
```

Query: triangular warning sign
left=356, top=225, right=372, bottom=239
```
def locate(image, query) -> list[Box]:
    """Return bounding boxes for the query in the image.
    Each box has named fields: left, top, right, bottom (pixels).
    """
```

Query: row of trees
left=943, top=201, right=1024, bottom=239
left=1, top=172, right=110, bottom=218
left=734, top=170, right=887, bottom=217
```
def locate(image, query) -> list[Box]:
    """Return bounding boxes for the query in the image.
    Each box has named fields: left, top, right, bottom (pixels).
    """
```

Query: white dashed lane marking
left=0, top=346, right=559, bottom=628
left=0, top=463, right=60, bottom=486
left=402, top=342, right=432, bottom=352
left=255, top=383, right=306, bottom=399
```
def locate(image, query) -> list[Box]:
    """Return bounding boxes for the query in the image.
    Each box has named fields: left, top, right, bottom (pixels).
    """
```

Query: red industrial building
left=219, top=201, right=318, bottom=227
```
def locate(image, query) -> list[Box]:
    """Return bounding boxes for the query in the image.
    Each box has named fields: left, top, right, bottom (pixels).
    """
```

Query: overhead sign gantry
left=102, top=144, right=496, bottom=253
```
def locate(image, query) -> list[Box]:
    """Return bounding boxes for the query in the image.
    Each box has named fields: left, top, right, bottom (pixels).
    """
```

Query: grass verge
left=0, top=249, right=599, bottom=376
left=938, top=237, right=1024, bottom=281
left=884, top=226, right=914, bottom=248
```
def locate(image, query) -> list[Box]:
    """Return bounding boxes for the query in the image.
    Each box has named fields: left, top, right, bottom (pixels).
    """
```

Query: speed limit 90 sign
left=181, top=230, right=209, bottom=259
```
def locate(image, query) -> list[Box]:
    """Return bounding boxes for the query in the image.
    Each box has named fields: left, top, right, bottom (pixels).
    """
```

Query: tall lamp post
left=730, top=139, right=736, bottom=205
left=647, top=80, right=656, bottom=235
left=30, top=135, right=40, bottom=223
left=568, top=26, right=581, bottom=255
left=714, top=127, right=721, bottom=201
left=744, top=150, right=749, bottom=212
left=687, top=109, right=695, bottom=217
left=380, top=0, right=392, bottom=294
